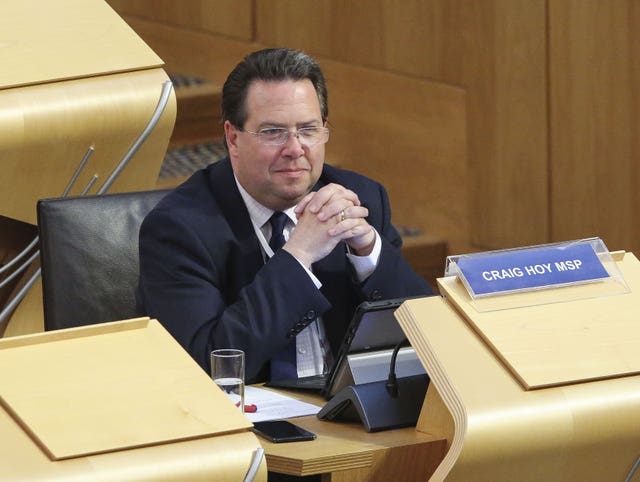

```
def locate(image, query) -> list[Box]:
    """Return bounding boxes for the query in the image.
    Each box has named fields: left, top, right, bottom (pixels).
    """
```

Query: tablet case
left=266, top=298, right=414, bottom=398
left=322, top=297, right=413, bottom=398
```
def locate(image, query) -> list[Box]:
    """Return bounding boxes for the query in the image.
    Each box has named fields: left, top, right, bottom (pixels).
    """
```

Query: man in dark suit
left=137, top=48, right=433, bottom=384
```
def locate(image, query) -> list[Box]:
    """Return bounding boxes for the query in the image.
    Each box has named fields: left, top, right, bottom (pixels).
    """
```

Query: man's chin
left=270, top=186, right=309, bottom=209
left=282, top=177, right=314, bottom=194
left=268, top=174, right=318, bottom=207
left=278, top=191, right=307, bottom=207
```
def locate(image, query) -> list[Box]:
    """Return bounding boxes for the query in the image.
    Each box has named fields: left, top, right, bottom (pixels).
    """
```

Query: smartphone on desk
left=252, top=420, right=317, bottom=443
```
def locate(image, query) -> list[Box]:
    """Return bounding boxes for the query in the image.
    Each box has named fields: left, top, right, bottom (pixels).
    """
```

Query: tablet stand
left=317, top=374, right=429, bottom=432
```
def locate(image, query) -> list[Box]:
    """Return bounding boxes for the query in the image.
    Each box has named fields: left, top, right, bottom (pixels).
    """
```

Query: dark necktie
left=268, top=212, right=298, bottom=380
left=268, top=211, right=289, bottom=251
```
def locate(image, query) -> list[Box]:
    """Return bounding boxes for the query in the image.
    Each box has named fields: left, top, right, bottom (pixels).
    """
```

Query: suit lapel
left=207, top=159, right=265, bottom=282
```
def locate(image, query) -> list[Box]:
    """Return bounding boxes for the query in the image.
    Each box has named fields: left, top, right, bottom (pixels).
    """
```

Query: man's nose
left=282, top=131, right=305, bottom=155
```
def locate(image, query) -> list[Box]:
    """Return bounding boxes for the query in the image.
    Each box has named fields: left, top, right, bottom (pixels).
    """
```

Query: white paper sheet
left=243, top=386, right=321, bottom=422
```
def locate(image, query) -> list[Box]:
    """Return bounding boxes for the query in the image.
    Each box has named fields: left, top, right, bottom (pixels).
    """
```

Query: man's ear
left=224, top=120, right=240, bottom=157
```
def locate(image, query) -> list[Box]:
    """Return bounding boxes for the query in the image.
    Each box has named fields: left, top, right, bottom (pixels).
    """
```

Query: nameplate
left=457, top=242, right=610, bottom=297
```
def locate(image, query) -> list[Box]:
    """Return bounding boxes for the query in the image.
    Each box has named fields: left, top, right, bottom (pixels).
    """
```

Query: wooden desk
left=0, top=406, right=264, bottom=481
left=259, top=389, right=447, bottom=481
left=395, top=253, right=640, bottom=481
left=0, top=319, right=267, bottom=481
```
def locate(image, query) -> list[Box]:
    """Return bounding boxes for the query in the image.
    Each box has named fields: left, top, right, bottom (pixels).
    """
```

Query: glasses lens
left=256, top=127, right=330, bottom=146
left=259, top=128, right=289, bottom=145
left=297, top=127, right=329, bottom=146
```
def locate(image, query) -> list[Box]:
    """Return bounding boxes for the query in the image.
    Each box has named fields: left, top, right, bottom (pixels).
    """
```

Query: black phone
left=252, top=420, right=317, bottom=443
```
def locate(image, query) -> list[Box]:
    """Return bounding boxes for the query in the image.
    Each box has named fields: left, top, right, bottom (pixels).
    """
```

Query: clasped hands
left=283, top=183, right=376, bottom=268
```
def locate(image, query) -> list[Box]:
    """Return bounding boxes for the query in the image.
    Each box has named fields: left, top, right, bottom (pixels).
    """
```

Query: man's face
left=225, top=79, right=325, bottom=211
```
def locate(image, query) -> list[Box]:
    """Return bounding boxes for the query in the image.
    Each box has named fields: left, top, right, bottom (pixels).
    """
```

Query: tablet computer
left=266, top=297, right=424, bottom=399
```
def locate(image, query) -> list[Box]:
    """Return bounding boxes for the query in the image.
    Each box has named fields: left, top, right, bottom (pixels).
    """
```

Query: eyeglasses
left=242, top=126, right=330, bottom=146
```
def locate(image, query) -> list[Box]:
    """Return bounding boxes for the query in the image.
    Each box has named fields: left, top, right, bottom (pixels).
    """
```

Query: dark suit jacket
left=137, top=158, right=432, bottom=382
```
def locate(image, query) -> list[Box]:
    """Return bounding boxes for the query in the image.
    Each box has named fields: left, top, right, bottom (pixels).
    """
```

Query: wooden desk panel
left=260, top=388, right=447, bottom=481
left=0, top=319, right=266, bottom=481
left=0, top=406, right=266, bottom=481
left=0, top=319, right=251, bottom=459
left=0, top=68, right=175, bottom=225
left=438, top=252, right=640, bottom=389
left=396, top=291, right=640, bottom=481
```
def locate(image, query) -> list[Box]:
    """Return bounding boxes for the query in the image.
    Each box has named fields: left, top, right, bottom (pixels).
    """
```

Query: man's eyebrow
left=256, top=119, right=321, bottom=129
left=298, top=120, right=322, bottom=127
left=255, top=121, right=287, bottom=129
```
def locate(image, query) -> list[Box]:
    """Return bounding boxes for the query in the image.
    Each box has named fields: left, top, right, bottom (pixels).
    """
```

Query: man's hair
left=222, top=48, right=328, bottom=129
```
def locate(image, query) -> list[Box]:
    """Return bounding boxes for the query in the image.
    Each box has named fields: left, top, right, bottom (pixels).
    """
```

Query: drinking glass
left=211, top=349, right=245, bottom=413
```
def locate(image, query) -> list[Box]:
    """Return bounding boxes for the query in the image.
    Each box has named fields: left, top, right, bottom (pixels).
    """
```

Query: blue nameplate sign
left=457, top=243, right=610, bottom=297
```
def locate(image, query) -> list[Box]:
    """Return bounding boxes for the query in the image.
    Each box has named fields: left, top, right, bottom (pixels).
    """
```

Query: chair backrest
left=37, top=189, right=170, bottom=330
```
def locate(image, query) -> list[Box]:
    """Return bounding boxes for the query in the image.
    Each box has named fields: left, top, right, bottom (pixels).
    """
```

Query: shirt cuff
left=346, top=229, right=382, bottom=282
left=293, top=256, right=322, bottom=289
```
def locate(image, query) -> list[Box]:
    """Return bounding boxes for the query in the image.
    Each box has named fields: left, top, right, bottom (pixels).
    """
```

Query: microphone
left=385, top=338, right=411, bottom=398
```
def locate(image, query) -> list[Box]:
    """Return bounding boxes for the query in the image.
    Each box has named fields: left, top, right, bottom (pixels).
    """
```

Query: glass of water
left=211, top=349, right=245, bottom=413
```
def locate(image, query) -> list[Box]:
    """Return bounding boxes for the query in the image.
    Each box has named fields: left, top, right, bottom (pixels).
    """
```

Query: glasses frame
left=241, top=126, right=330, bottom=147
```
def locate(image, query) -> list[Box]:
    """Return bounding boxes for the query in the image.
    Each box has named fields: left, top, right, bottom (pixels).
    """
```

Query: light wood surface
left=260, top=388, right=446, bottom=481
left=0, top=318, right=266, bottom=480
left=0, top=0, right=177, bottom=338
left=1, top=0, right=162, bottom=89
left=396, top=255, right=640, bottom=481
left=0, top=405, right=267, bottom=482
left=0, top=0, right=175, bottom=222
left=438, top=252, right=640, bottom=389
left=0, top=318, right=251, bottom=459
left=0, top=66, right=176, bottom=336
left=0, top=67, right=176, bottom=225
left=0, top=397, right=266, bottom=482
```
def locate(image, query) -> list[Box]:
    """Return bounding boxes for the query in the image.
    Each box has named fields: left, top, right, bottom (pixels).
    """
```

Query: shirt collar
left=233, top=175, right=297, bottom=228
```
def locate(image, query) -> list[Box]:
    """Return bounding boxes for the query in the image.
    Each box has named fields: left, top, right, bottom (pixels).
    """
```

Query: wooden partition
left=0, top=0, right=176, bottom=336
left=322, top=61, right=467, bottom=245
left=548, top=1, right=640, bottom=252
left=253, top=0, right=549, bottom=251
left=107, top=0, right=640, bottom=258
left=106, top=2, right=469, bottom=255
left=1, top=70, right=175, bottom=224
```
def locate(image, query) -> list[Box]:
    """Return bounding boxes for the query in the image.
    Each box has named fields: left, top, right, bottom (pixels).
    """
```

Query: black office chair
left=37, top=189, right=170, bottom=330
